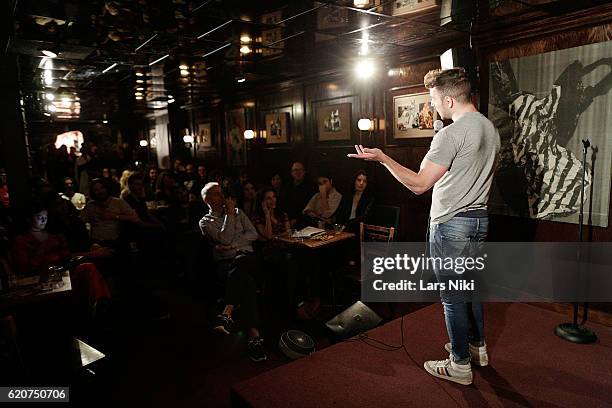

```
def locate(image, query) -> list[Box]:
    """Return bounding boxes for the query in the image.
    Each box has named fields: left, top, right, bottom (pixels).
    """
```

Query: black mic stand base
left=554, top=322, right=597, bottom=344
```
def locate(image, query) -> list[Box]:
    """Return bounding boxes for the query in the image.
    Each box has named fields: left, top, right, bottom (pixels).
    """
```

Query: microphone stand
left=554, top=139, right=597, bottom=344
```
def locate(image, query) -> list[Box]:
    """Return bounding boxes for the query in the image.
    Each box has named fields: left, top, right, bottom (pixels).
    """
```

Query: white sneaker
left=424, top=357, right=473, bottom=385
left=444, top=342, right=489, bottom=367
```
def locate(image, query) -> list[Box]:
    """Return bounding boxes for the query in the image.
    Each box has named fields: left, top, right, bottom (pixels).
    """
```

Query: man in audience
left=144, top=167, right=158, bottom=201
left=303, top=172, right=342, bottom=227
left=349, top=67, right=500, bottom=386
left=60, top=177, right=87, bottom=210
left=280, top=161, right=316, bottom=228
left=199, top=182, right=267, bottom=362
left=80, top=178, right=140, bottom=248
left=183, top=163, right=196, bottom=192
left=192, top=164, right=209, bottom=196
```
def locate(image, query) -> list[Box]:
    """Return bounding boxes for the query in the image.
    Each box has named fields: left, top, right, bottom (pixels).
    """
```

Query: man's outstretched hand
left=347, top=145, right=384, bottom=162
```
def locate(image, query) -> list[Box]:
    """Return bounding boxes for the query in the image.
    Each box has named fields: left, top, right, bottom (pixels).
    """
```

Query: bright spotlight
left=358, top=118, right=372, bottom=131
left=243, top=129, right=255, bottom=139
left=355, top=59, right=375, bottom=79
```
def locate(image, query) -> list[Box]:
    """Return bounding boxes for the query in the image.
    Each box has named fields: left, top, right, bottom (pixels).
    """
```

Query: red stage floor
left=232, top=303, right=612, bottom=408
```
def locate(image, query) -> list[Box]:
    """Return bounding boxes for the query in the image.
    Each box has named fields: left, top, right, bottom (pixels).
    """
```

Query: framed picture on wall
left=265, top=112, right=289, bottom=144
left=316, top=103, right=352, bottom=142
left=392, top=0, right=439, bottom=16
left=225, top=109, right=247, bottom=166
left=392, top=92, right=437, bottom=139
left=196, top=122, right=212, bottom=147
left=148, top=128, right=157, bottom=148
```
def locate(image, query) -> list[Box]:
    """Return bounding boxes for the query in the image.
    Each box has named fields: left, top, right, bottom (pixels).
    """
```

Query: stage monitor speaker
left=325, top=301, right=382, bottom=340
left=440, top=0, right=476, bottom=26
left=440, top=47, right=479, bottom=93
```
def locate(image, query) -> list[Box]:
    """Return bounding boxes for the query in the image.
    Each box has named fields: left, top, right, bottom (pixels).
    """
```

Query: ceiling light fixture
left=149, top=54, right=170, bottom=66
left=355, top=59, right=375, bottom=80
left=136, top=87, right=144, bottom=91
left=237, top=77, right=246, bottom=83
left=179, top=64, right=189, bottom=70
left=180, top=69, right=189, bottom=76
left=47, top=104, right=57, bottom=112
left=42, top=49, right=58, bottom=58
left=136, top=79, right=144, bottom=83
left=243, top=129, right=255, bottom=140
left=139, top=140, right=148, bottom=147
left=239, top=45, right=251, bottom=54
left=136, top=72, right=144, bottom=77
left=167, top=98, right=175, bottom=104
left=102, top=120, right=108, bottom=124
left=45, top=93, right=55, bottom=101
left=240, top=35, right=251, bottom=43
left=102, top=62, right=118, bottom=73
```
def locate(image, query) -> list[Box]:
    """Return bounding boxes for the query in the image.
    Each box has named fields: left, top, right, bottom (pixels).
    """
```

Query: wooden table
left=276, top=230, right=356, bottom=249
left=0, top=274, right=72, bottom=310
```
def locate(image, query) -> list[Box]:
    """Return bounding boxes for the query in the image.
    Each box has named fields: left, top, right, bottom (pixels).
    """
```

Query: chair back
left=360, top=222, right=395, bottom=243
left=369, top=205, right=400, bottom=234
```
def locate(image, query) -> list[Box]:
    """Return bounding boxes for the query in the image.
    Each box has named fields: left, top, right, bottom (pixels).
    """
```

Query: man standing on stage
left=349, top=67, right=500, bottom=385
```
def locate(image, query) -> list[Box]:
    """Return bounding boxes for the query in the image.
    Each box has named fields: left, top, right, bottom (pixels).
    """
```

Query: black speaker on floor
left=325, top=301, right=382, bottom=340
left=440, top=47, right=479, bottom=93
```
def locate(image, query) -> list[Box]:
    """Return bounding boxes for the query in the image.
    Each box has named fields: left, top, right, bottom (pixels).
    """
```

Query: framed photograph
left=225, top=109, right=247, bottom=166
left=392, top=0, right=439, bottom=16
left=262, top=28, right=283, bottom=57
left=196, top=122, right=212, bottom=147
left=316, top=103, right=352, bottom=142
left=265, top=112, right=289, bottom=144
left=393, top=92, right=437, bottom=138
left=148, top=128, right=157, bottom=148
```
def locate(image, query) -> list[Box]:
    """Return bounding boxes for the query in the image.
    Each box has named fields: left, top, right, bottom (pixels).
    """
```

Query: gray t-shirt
left=424, top=111, right=500, bottom=224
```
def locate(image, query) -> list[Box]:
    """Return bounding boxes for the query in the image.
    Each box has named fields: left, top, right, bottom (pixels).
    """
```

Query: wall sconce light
left=183, top=134, right=194, bottom=143
left=244, top=129, right=255, bottom=139
left=139, top=139, right=149, bottom=147
left=358, top=118, right=374, bottom=131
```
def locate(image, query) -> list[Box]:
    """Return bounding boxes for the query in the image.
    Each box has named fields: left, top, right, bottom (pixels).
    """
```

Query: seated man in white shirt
left=303, top=172, right=342, bottom=227
left=198, top=182, right=267, bottom=362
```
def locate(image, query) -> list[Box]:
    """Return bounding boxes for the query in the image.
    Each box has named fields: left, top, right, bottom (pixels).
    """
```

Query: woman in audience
left=118, top=169, right=133, bottom=198
left=144, top=166, right=159, bottom=201
left=11, top=205, right=111, bottom=308
left=239, top=181, right=257, bottom=220
left=252, top=187, right=291, bottom=241
left=333, top=170, right=375, bottom=233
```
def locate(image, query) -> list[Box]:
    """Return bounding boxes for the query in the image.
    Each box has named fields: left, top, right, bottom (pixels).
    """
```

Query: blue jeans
left=428, top=216, right=487, bottom=364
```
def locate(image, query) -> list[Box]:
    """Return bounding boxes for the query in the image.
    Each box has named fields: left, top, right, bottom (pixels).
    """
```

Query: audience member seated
left=239, top=181, right=257, bottom=220
left=333, top=170, right=374, bottom=233
left=122, top=174, right=164, bottom=231
left=60, top=177, right=86, bottom=211
left=192, top=164, right=209, bottom=196
left=280, top=161, right=317, bottom=228
left=80, top=178, right=141, bottom=249
left=144, top=166, right=158, bottom=201
left=199, top=182, right=267, bottom=362
left=102, top=167, right=121, bottom=197
left=303, top=172, right=342, bottom=227
left=155, top=171, right=177, bottom=206
left=182, top=163, right=196, bottom=192
left=11, top=205, right=111, bottom=309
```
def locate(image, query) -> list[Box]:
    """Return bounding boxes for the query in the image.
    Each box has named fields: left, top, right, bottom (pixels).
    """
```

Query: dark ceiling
left=5, top=0, right=609, bottom=124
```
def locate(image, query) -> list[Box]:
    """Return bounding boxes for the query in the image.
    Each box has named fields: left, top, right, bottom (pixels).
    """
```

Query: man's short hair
left=424, top=67, right=471, bottom=103
left=201, top=182, right=219, bottom=200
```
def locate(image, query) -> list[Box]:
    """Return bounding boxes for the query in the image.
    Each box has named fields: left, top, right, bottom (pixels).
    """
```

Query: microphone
left=433, top=120, right=444, bottom=133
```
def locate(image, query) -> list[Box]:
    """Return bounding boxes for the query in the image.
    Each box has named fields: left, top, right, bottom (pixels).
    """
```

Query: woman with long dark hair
left=333, top=170, right=374, bottom=232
